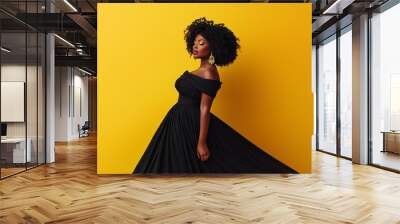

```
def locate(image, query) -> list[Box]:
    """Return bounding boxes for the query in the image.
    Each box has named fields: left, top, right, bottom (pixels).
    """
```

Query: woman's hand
left=197, top=142, right=210, bottom=161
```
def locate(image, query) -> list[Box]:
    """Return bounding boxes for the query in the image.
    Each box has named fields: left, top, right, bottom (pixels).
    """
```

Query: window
left=370, top=2, right=400, bottom=171
left=339, top=27, right=352, bottom=158
left=317, top=35, right=337, bottom=154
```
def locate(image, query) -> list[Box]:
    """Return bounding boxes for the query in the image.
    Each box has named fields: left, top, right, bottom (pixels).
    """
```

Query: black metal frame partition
left=0, top=18, right=2, bottom=179
left=0, top=0, right=47, bottom=180
left=315, top=24, right=353, bottom=161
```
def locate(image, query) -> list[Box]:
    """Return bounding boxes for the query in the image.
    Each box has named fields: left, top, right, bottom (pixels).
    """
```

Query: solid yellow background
left=98, top=3, right=312, bottom=174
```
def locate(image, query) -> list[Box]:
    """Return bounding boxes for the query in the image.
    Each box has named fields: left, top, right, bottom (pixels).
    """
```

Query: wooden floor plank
left=0, top=133, right=399, bottom=223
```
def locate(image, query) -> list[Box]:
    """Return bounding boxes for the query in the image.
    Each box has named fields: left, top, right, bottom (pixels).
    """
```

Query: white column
left=46, top=33, right=55, bottom=163
left=45, top=1, right=55, bottom=163
left=352, top=14, right=369, bottom=164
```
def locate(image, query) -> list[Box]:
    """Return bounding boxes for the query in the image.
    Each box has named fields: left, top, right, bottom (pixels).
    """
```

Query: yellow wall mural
left=98, top=3, right=312, bottom=174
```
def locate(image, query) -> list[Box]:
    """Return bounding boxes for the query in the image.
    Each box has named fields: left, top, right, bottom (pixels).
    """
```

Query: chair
left=78, top=121, right=90, bottom=138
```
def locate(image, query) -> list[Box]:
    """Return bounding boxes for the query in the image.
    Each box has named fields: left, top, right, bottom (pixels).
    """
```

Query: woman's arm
left=197, top=93, right=213, bottom=161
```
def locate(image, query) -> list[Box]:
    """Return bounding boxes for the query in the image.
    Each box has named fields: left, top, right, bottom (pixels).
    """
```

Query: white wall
left=55, top=66, right=70, bottom=141
left=1, top=65, right=26, bottom=139
left=1, top=64, right=39, bottom=137
left=55, top=66, right=89, bottom=141
left=71, top=72, right=89, bottom=138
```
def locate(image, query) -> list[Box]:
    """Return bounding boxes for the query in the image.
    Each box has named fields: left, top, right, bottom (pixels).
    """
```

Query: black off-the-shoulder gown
left=132, top=70, right=297, bottom=174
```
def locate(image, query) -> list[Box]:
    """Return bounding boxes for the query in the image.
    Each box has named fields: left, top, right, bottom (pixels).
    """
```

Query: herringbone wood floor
left=1, top=133, right=400, bottom=224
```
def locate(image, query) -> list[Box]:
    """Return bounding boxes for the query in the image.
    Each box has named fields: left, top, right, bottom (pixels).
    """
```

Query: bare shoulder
left=203, top=67, right=220, bottom=81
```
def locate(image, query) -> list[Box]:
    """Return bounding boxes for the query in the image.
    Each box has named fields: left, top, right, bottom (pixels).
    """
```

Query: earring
left=208, top=52, right=215, bottom=65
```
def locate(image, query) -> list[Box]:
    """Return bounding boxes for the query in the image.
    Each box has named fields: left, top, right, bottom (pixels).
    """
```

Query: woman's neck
left=200, top=58, right=215, bottom=70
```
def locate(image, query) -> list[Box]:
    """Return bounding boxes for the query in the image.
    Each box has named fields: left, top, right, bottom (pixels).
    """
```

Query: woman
left=133, top=17, right=296, bottom=174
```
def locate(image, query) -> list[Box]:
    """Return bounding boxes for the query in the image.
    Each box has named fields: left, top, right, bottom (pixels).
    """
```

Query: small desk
left=381, top=131, right=400, bottom=154
left=1, top=138, right=32, bottom=163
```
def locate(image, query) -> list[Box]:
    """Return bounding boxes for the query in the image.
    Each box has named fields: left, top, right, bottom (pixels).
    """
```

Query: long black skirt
left=132, top=102, right=297, bottom=174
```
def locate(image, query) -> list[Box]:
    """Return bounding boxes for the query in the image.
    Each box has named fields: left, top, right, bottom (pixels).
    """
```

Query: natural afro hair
left=184, top=17, right=240, bottom=66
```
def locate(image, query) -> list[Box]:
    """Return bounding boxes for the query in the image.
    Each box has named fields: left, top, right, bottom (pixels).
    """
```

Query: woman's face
left=192, top=34, right=210, bottom=59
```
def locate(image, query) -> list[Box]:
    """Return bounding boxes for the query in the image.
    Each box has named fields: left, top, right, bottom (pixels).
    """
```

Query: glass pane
left=0, top=1, right=46, bottom=178
left=27, top=31, right=38, bottom=169
left=312, top=45, right=317, bottom=151
left=1, top=31, right=27, bottom=177
left=26, top=0, right=38, bottom=169
left=340, top=28, right=352, bottom=158
left=38, top=32, right=45, bottom=165
left=371, top=3, right=400, bottom=171
left=318, top=36, right=337, bottom=154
